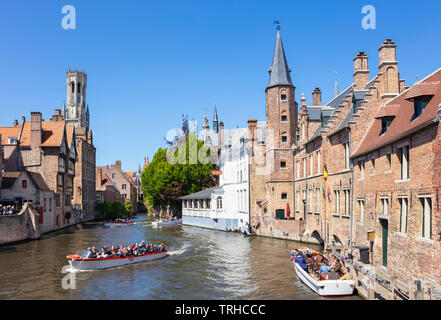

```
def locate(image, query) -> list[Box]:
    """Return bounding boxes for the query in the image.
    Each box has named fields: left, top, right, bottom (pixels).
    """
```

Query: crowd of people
left=291, top=250, right=352, bottom=281
left=0, top=205, right=18, bottom=216
left=108, top=218, right=134, bottom=224
left=83, top=241, right=166, bottom=259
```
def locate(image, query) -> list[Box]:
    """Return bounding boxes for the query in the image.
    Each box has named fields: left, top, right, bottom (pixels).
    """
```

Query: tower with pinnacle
left=65, top=69, right=89, bottom=135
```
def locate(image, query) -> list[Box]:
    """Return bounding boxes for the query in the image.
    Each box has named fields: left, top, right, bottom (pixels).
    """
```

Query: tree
left=142, top=132, right=215, bottom=210
left=97, top=201, right=127, bottom=220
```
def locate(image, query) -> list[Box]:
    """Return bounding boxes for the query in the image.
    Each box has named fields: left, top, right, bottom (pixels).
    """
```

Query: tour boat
left=152, top=219, right=182, bottom=227
left=66, top=249, right=169, bottom=271
left=292, top=248, right=355, bottom=297
left=103, top=221, right=135, bottom=227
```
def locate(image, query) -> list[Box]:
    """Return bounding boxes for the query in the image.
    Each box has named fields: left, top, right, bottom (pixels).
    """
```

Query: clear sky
left=0, top=0, right=440, bottom=172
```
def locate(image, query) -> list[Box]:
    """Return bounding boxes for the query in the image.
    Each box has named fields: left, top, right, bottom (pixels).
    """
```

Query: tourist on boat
left=295, top=255, right=309, bottom=272
left=85, top=247, right=94, bottom=258
left=339, top=267, right=352, bottom=280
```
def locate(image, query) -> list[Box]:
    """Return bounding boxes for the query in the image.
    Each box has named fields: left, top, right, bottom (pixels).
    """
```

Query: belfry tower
left=65, top=69, right=89, bottom=135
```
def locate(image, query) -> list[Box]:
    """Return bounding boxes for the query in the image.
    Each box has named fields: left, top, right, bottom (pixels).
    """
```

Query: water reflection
left=0, top=215, right=360, bottom=300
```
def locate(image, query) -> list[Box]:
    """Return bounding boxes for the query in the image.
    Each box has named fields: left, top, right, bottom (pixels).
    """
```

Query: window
left=122, top=194, right=127, bottom=200
left=49, top=198, right=52, bottom=211
left=380, top=117, right=394, bottom=135
left=282, top=135, right=287, bottom=143
left=412, top=96, right=432, bottom=120
left=421, top=197, right=432, bottom=239
left=194, top=200, right=199, bottom=209
left=281, top=115, right=287, bottom=122
left=281, top=193, right=287, bottom=200
left=77, top=82, right=81, bottom=94
left=381, top=198, right=389, bottom=216
left=296, top=161, right=300, bottom=179
left=280, top=161, right=287, bottom=169
left=8, top=137, right=18, bottom=144
left=315, top=188, right=320, bottom=213
left=184, top=200, right=187, bottom=209
left=303, top=157, right=306, bottom=177
left=334, top=190, right=340, bottom=215
left=122, top=184, right=127, bottom=190
left=317, top=150, right=321, bottom=175
left=55, top=194, right=61, bottom=207
left=358, top=200, right=365, bottom=223
left=216, top=197, right=223, bottom=209
left=22, top=180, right=27, bottom=189
left=309, top=154, right=313, bottom=176
left=399, top=198, right=408, bottom=234
left=65, top=194, right=71, bottom=207
left=57, top=174, right=63, bottom=187
left=59, top=157, right=65, bottom=171
left=71, top=82, right=75, bottom=93
left=206, top=199, right=211, bottom=209
left=188, top=200, right=193, bottom=209
left=281, top=91, right=287, bottom=101
left=344, top=190, right=350, bottom=216
left=111, top=173, right=116, bottom=179
left=344, top=142, right=350, bottom=169
left=399, top=145, right=410, bottom=180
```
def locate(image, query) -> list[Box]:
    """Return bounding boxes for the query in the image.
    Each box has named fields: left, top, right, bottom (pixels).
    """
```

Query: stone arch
left=311, top=230, right=324, bottom=245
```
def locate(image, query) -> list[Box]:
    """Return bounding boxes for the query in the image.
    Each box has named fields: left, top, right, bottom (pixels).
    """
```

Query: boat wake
left=167, top=243, right=190, bottom=256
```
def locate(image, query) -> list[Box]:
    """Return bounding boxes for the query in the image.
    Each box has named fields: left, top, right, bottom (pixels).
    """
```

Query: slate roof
left=267, top=31, right=293, bottom=89
left=180, top=187, right=219, bottom=200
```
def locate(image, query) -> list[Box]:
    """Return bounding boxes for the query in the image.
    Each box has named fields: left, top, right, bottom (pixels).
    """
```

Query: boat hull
left=104, top=222, right=134, bottom=227
left=152, top=220, right=182, bottom=227
left=293, top=261, right=355, bottom=296
left=68, top=250, right=168, bottom=271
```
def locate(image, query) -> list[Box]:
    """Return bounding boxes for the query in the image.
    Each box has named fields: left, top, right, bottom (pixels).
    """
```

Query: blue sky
left=0, top=1, right=440, bottom=171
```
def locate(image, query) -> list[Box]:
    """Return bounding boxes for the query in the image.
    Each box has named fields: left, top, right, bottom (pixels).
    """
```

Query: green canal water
left=0, top=215, right=361, bottom=300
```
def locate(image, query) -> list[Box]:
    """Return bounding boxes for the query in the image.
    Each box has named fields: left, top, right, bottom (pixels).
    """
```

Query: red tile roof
left=353, top=68, right=441, bottom=158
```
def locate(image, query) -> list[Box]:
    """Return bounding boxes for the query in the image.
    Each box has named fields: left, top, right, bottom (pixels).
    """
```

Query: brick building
left=96, top=167, right=122, bottom=203
left=0, top=111, right=78, bottom=228
left=97, top=161, right=138, bottom=213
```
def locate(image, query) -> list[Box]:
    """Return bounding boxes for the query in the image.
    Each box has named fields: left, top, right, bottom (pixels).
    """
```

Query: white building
left=181, top=126, right=250, bottom=234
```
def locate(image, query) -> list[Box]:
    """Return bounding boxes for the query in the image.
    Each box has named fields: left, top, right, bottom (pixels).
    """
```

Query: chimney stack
left=247, top=119, right=258, bottom=143
left=30, top=112, right=42, bottom=148
left=13, top=120, right=18, bottom=127
left=312, top=88, right=322, bottom=106
left=378, top=39, right=400, bottom=100
left=353, top=51, right=370, bottom=90
left=301, top=93, right=307, bottom=108
left=115, top=160, right=121, bottom=169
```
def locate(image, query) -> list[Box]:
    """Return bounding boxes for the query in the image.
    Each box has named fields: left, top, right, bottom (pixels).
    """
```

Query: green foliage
left=125, top=201, right=132, bottom=214
left=141, top=133, right=215, bottom=208
left=97, top=201, right=127, bottom=220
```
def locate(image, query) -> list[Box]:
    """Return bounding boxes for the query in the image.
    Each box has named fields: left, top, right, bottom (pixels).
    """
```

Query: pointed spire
left=267, top=31, right=293, bottom=89
left=335, top=80, right=339, bottom=97
left=213, top=102, right=219, bottom=134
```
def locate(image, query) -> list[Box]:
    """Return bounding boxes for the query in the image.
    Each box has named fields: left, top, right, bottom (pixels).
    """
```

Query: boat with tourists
left=152, top=217, right=182, bottom=227
left=291, top=247, right=355, bottom=297
left=67, top=241, right=168, bottom=271
left=103, top=218, right=135, bottom=227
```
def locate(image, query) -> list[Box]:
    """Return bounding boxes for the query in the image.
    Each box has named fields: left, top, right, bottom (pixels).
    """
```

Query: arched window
left=281, top=90, right=287, bottom=101
left=71, top=82, right=75, bottom=93
left=77, top=82, right=81, bottom=94
left=216, top=197, right=223, bottom=209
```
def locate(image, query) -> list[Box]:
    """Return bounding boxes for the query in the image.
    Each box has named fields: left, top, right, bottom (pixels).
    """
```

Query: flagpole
left=324, top=178, right=327, bottom=252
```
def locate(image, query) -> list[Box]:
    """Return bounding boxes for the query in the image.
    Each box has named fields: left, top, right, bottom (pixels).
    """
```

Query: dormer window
left=8, top=137, right=18, bottom=145
left=380, top=117, right=394, bottom=136
left=412, top=96, right=432, bottom=120
left=281, top=91, right=287, bottom=101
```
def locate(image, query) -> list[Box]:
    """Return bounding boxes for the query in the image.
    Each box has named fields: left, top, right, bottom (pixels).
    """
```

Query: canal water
left=0, top=215, right=361, bottom=300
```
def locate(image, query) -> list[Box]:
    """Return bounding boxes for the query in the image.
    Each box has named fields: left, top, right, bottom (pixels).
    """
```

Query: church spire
left=213, top=102, right=219, bottom=134
left=267, top=31, right=293, bottom=89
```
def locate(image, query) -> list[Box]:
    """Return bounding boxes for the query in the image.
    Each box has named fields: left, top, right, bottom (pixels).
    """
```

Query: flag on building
left=327, top=186, right=333, bottom=202
left=286, top=203, right=291, bottom=219
left=324, top=165, right=328, bottom=181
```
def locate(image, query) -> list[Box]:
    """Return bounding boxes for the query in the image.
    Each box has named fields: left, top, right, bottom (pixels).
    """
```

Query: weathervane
left=274, top=20, right=280, bottom=31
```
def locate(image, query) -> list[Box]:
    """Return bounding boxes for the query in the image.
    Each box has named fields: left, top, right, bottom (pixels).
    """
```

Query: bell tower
left=65, top=69, right=89, bottom=133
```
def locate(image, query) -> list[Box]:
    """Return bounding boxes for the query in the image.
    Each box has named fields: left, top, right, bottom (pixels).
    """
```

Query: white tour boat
left=292, top=248, right=355, bottom=297
left=67, top=249, right=169, bottom=271
left=152, top=219, right=182, bottom=227
left=103, top=221, right=135, bottom=228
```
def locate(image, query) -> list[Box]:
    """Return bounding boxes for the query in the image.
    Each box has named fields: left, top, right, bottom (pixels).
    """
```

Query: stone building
left=63, top=69, right=97, bottom=220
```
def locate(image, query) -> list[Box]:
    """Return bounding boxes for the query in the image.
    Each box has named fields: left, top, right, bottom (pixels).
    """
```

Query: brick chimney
left=115, top=160, right=121, bottom=169
left=353, top=51, right=370, bottom=90
left=51, top=109, right=64, bottom=122
left=30, top=112, right=42, bottom=148
left=378, top=39, right=400, bottom=101
left=312, top=88, right=321, bottom=106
